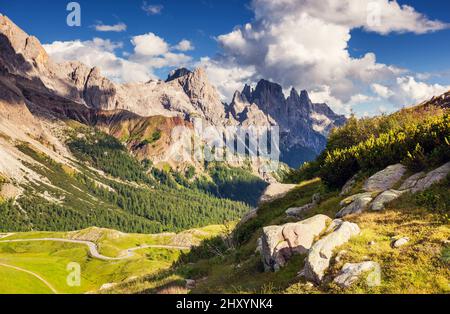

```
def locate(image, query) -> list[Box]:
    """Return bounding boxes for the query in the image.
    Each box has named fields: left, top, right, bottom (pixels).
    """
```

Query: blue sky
left=1, top=0, right=450, bottom=116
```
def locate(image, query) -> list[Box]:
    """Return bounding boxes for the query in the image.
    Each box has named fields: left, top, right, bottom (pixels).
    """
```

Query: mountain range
left=0, top=14, right=345, bottom=177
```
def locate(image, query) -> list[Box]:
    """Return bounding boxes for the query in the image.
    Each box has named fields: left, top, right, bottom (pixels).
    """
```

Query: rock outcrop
left=0, top=14, right=347, bottom=175
left=333, top=261, right=381, bottom=288
left=229, top=81, right=346, bottom=167
left=370, top=190, right=404, bottom=211
left=286, top=193, right=321, bottom=218
left=363, top=164, right=407, bottom=192
left=340, top=174, right=358, bottom=196
left=400, top=162, right=450, bottom=193
left=336, top=162, right=450, bottom=218
left=303, top=220, right=361, bottom=283
left=261, top=215, right=331, bottom=271
left=336, top=193, right=374, bottom=218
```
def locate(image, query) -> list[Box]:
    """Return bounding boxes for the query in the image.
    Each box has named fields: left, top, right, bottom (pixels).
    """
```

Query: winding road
left=0, top=237, right=192, bottom=261
left=0, top=262, right=58, bottom=294
left=0, top=235, right=191, bottom=294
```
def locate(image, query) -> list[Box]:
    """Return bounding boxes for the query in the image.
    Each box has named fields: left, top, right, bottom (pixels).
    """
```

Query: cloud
left=207, top=0, right=449, bottom=113
left=372, top=76, right=450, bottom=106
left=131, top=33, right=169, bottom=56
left=142, top=1, right=163, bottom=15
left=43, top=38, right=151, bottom=83
left=94, top=22, right=127, bottom=32
left=198, top=57, right=256, bottom=101
left=129, top=33, right=192, bottom=68
left=174, top=39, right=194, bottom=52
left=43, top=33, right=193, bottom=83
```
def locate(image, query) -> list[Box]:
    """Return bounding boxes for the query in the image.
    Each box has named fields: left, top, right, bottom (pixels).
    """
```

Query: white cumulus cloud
left=94, top=22, right=127, bottom=32
left=43, top=33, right=193, bottom=83
left=208, top=0, right=449, bottom=113
left=174, top=39, right=194, bottom=52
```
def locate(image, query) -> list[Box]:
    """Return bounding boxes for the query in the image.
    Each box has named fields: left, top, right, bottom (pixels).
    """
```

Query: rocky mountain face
left=228, top=81, right=347, bottom=167
left=0, top=14, right=345, bottom=178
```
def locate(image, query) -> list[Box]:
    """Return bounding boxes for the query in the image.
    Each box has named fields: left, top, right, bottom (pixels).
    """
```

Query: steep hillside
left=110, top=103, right=449, bottom=294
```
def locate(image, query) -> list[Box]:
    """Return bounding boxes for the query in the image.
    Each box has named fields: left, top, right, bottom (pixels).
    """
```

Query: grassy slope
left=0, top=226, right=224, bottom=294
left=120, top=174, right=449, bottom=294
left=0, top=265, right=53, bottom=294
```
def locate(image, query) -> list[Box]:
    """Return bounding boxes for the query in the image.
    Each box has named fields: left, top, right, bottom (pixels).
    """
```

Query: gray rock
left=336, top=193, right=374, bottom=218
left=261, top=215, right=331, bottom=272
left=340, top=174, right=358, bottom=196
left=185, top=279, right=196, bottom=289
left=286, top=204, right=314, bottom=218
left=333, top=262, right=381, bottom=288
left=261, top=226, right=285, bottom=272
left=255, top=237, right=262, bottom=254
left=370, top=189, right=404, bottom=211
left=399, top=172, right=426, bottom=191
left=312, top=193, right=321, bottom=205
left=363, top=164, right=407, bottom=192
left=303, top=221, right=361, bottom=283
left=410, top=162, right=450, bottom=193
left=392, top=237, right=409, bottom=248
left=339, top=192, right=373, bottom=207
left=286, top=193, right=321, bottom=218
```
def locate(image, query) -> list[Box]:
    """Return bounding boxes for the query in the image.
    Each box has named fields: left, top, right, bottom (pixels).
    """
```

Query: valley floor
left=0, top=226, right=223, bottom=294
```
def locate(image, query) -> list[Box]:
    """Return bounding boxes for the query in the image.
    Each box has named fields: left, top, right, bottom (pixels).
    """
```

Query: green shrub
left=320, top=114, right=450, bottom=187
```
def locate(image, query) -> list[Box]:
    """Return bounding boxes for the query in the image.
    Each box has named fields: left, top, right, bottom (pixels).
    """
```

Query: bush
left=320, top=114, right=450, bottom=187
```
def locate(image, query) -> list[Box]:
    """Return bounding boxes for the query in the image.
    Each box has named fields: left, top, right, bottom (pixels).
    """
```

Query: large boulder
left=333, top=261, right=381, bottom=288
left=261, top=215, right=331, bottom=272
left=370, top=190, right=404, bottom=211
left=336, top=193, right=374, bottom=218
left=401, top=162, right=450, bottom=193
left=303, top=221, right=361, bottom=283
left=363, top=164, right=407, bottom=192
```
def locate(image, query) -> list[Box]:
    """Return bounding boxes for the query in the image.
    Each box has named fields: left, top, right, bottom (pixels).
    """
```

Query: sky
left=1, top=0, right=450, bottom=116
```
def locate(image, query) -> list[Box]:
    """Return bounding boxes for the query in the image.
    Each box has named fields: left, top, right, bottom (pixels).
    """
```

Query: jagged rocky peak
left=242, top=84, right=252, bottom=102
left=168, top=67, right=226, bottom=124
left=166, top=67, right=192, bottom=82
left=0, top=14, right=49, bottom=74
left=252, top=79, right=285, bottom=108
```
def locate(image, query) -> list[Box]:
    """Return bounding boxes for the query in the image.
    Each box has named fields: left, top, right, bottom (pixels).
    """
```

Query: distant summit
left=165, top=67, right=192, bottom=82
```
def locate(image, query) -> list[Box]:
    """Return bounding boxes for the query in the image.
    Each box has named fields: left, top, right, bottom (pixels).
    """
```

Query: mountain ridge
left=0, top=14, right=345, bottom=169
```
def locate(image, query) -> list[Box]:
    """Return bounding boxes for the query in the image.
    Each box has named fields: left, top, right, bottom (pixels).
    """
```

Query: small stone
left=312, top=193, right=321, bottom=205
left=392, top=237, right=409, bottom=248
left=285, top=203, right=313, bottom=218
left=368, top=241, right=376, bottom=246
left=333, top=261, right=381, bottom=288
left=185, top=279, right=196, bottom=289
